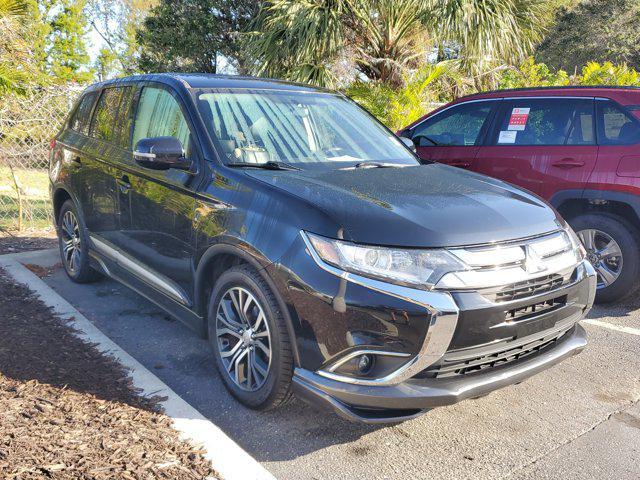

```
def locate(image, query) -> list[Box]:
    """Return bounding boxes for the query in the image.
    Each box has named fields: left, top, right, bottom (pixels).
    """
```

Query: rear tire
left=207, top=264, right=294, bottom=410
left=569, top=213, right=640, bottom=304
left=57, top=200, right=102, bottom=283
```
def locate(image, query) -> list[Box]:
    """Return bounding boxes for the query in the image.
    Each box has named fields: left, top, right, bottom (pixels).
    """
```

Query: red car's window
left=411, top=101, right=494, bottom=147
left=491, top=98, right=594, bottom=146
left=596, top=100, right=640, bottom=145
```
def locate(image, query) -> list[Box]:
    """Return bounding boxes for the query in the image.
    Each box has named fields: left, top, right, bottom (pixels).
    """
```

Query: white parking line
left=0, top=253, right=275, bottom=480
left=582, top=319, right=640, bottom=336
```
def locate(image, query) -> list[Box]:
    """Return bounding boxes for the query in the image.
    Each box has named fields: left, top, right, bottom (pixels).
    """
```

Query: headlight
left=305, top=232, right=465, bottom=289
left=565, top=225, right=587, bottom=260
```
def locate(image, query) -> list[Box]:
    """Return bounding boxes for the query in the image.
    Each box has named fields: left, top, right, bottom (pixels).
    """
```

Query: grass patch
left=0, top=166, right=52, bottom=231
left=0, top=165, right=50, bottom=197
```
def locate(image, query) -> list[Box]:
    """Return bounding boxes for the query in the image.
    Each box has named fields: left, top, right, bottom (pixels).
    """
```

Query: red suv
left=400, top=87, right=640, bottom=303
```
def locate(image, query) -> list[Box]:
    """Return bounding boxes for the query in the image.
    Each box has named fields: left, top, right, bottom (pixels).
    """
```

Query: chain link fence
left=0, top=85, right=81, bottom=232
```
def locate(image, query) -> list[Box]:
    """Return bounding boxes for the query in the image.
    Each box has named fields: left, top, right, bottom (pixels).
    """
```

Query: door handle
left=117, top=175, right=131, bottom=194
left=552, top=158, right=585, bottom=169
left=448, top=160, right=472, bottom=168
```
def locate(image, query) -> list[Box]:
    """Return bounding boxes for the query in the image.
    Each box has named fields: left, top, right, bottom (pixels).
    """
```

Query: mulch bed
left=0, top=270, right=218, bottom=479
left=0, top=230, right=57, bottom=255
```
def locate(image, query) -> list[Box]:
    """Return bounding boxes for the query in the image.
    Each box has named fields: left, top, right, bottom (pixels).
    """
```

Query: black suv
left=50, top=74, right=596, bottom=423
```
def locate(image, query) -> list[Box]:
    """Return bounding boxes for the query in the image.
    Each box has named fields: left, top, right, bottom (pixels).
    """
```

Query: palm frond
left=0, top=0, right=30, bottom=19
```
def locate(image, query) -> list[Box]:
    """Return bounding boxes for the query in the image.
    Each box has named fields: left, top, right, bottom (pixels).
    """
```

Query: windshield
left=196, top=89, right=418, bottom=168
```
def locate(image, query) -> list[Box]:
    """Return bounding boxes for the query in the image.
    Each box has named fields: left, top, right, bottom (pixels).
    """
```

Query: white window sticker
left=498, top=130, right=517, bottom=144
left=508, top=107, right=530, bottom=131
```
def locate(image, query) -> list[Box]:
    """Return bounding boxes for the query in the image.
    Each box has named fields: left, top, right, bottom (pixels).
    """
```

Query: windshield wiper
left=226, top=161, right=301, bottom=171
left=342, top=161, right=406, bottom=170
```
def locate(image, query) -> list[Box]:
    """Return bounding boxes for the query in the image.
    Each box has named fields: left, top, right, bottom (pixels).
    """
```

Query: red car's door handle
left=448, top=160, right=472, bottom=168
left=552, top=158, right=585, bottom=169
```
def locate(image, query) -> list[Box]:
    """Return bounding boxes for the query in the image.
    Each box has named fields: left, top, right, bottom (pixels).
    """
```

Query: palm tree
left=0, top=0, right=32, bottom=95
left=247, top=0, right=553, bottom=88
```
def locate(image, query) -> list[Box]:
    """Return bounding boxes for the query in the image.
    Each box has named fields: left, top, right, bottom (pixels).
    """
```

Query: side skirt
left=88, top=243, right=205, bottom=337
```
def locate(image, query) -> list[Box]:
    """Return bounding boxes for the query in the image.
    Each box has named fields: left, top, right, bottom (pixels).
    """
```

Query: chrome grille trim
left=481, top=268, right=576, bottom=303
left=437, top=230, right=580, bottom=291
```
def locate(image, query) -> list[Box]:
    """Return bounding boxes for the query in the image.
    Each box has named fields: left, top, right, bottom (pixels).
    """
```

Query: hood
left=245, top=163, right=561, bottom=248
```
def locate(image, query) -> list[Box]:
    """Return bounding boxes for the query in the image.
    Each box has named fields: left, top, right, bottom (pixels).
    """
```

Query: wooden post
left=9, top=164, right=25, bottom=231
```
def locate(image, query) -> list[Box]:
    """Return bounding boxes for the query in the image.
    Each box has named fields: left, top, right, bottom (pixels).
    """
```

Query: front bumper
left=291, top=259, right=596, bottom=423
left=293, top=323, right=587, bottom=423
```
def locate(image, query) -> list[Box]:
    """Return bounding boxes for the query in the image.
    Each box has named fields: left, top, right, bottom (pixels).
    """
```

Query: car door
left=74, top=88, right=122, bottom=238
left=114, top=84, right=199, bottom=307
left=58, top=90, right=98, bottom=220
left=475, top=97, right=598, bottom=200
left=409, top=100, right=498, bottom=170
left=590, top=98, right=640, bottom=189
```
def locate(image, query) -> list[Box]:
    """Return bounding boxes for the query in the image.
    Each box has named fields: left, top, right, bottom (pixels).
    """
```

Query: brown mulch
left=0, top=230, right=57, bottom=255
left=0, top=270, right=218, bottom=479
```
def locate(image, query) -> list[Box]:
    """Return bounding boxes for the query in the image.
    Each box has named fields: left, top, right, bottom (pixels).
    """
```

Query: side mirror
left=399, top=135, right=416, bottom=152
left=133, top=136, right=193, bottom=172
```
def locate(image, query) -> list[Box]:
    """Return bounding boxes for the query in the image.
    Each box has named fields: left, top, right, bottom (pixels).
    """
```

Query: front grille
left=506, top=295, right=567, bottom=321
left=485, top=271, right=573, bottom=303
left=417, top=327, right=572, bottom=379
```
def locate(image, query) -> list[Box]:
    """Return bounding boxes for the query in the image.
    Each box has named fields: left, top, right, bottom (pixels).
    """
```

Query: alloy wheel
left=61, top=210, right=82, bottom=274
left=215, top=287, right=272, bottom=391
left=577, top=228, right=623, bottom=289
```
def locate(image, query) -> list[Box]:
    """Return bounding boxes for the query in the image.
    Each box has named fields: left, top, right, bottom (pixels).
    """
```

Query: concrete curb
left=0, top=252, right=275, bottom=480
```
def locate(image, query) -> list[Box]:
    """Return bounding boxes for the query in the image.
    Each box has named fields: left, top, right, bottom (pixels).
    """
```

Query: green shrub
left=498, top=57, right=570, bottom=88
left=498, top=58, right=640, bottom=88
left=579, top=61, right=640, bottom=86
left=345, top=62, right=469, bottom=130
left=346, top=58, right=640, bottom=130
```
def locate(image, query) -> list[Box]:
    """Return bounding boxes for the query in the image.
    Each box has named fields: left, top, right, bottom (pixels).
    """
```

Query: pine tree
left=46, top=0, right=93, bottom=82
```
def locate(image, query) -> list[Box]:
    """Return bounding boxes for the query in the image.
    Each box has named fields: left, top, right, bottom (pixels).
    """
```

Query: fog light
left=358, top=354, right=373, bottom=374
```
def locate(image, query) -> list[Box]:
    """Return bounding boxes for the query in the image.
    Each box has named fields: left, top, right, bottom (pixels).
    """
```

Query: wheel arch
left=550, top=189, right=640, bottom=231
left=194, top=243, right=301, bottom=366
left=52, top=187, right=73, bottom=225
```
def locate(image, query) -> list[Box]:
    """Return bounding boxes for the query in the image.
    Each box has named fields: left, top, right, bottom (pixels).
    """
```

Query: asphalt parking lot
left=21, top=249, right=640, bottom=480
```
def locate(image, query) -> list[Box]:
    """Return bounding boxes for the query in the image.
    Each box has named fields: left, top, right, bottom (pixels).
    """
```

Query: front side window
left=411, top=101, right=494, bottom=147
left=492, top=98, right=594, bottom=146
left=597, top=100, right=640, bottom=145
left=70, top=91, right=98, bottom=135
left=89, top=88, right=123, bottom=142
left=133, top=87, right=190, bottom=150
left=196, top=89, right=417, bottom=167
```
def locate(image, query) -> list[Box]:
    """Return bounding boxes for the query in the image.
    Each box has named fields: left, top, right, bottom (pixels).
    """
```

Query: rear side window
left=597, top=100, right=640, bottom=145
left=412, top=101, right=494, bottom=147
left=492, top=98, right=594, bottom=146
left=132, top=87, right=190, bottom=150
left=69, top=92, right=97, bottom=135
left=89, top=88, right=123, bottom=142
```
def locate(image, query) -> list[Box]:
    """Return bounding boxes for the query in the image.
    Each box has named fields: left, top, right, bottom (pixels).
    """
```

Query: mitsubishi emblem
left=524, top=245, right=547, bottom=273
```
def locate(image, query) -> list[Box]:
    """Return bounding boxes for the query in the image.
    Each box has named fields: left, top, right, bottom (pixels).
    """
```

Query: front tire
left=57, top=200, right=102, bottom=283
left=570, top=213, right=640, bottom=303
left=208, top=264, right=294, bottom=410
